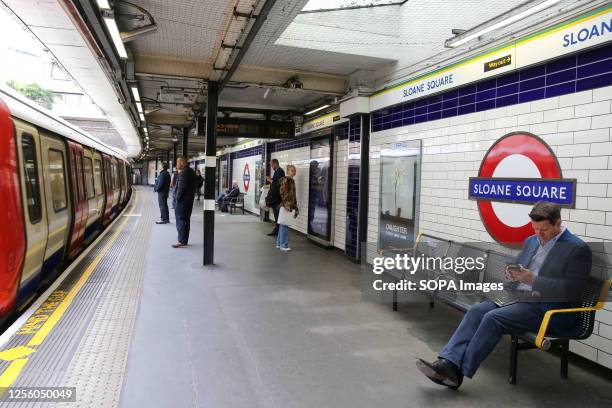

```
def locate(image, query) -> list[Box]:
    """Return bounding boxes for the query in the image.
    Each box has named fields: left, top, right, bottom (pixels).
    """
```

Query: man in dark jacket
left=265, top=158, right=285, bottom=236
left=172, top=157, right=197, bottom=248
left=416, top=201, right=592, bottom=389
left=154, top=162, right=171, bottom=224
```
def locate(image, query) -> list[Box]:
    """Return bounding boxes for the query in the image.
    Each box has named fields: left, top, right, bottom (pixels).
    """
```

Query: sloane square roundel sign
left=468, top=132, right=576, bottom=247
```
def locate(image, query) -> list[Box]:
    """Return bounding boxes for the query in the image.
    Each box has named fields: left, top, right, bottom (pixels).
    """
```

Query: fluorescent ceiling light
left=446, top=0, right=562, bottom=48
left=136, top=103, right=143, bottom=113
left=305, top=104, right=330, bottom=116
left=143, top=128, right=148, bottom=133
left=131, top=86, right=140, bottom=102
left=139, top=113, right=145, bottom=122
left=96, top=0, right=111, bottom=9
left=102, top=15, right=128, bottom=59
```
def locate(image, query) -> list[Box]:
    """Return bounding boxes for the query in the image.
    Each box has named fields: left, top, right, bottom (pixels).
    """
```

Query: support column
left=172, top=141, right=178, bottom=170
left=166, top=150, right=170, bottom=167
left=203, top=81, right=218, bottom=265
left=182, top=127, right=189, bottom=158
left=357, top=114, right=370, bottom=262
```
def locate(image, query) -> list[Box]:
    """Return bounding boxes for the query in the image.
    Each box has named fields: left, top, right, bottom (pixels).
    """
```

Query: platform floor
left=1, top=186, right=611, bottom=407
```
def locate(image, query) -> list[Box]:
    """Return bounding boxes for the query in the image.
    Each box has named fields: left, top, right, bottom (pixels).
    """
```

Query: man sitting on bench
left=416, top=201, right=591, bottom=389
left=217, top=180, right=240, bottom=212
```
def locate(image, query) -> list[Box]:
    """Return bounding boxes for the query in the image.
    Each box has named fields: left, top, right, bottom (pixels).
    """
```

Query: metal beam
left=219, top=0, right=277, bottom=90
left=203, top=81, right=219, bottom=265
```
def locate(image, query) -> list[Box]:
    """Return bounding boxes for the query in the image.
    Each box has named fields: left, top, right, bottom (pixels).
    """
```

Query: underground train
left=0, top=86, right=132, bottom=322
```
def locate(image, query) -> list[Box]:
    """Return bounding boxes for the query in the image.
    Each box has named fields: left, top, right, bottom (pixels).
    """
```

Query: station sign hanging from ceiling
left=469, top=132, right=576, bottom=247
left=370, top=5, right=612, bottom=111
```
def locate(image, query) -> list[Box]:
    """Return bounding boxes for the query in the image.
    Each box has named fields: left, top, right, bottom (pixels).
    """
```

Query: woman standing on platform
left=276, top=164, right=298, bottom=252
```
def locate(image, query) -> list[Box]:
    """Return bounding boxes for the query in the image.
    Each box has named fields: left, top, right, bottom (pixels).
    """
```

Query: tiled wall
left=231, top=153, right=262, bottom=214
left=271, top=146, right=311, bottom=234
left=372, top=43, right=612, bottom=133
left=368, top=84, right=612, bottom=369
left=334, top=133, right=348, bottom=250
left=346, top=117, right=362, bottom=259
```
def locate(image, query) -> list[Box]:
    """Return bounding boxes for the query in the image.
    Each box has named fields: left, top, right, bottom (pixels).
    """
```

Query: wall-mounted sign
left=370, top=6, right=612, bottom=111
left=296, top=111, right=347, bottom=136
left=243, top=163, right=251, bottom=192
left=469, top=132, right=576, bottom=247
left=484, top=55, right=512, bottom=72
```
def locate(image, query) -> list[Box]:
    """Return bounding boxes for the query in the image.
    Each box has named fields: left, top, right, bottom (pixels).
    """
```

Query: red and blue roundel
left=243, top=163, right=250, bottom=192
left=469, top=132, right=576, bottom=247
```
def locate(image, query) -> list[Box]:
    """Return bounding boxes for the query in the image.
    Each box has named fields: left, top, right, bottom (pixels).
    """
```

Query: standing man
left=172, top=157, right=197, bottom=248
left=154, top=162, right=171, bottom=224
left=265, top=158, right=285, bottom=236
left=416, top=201, right=591, bottom=389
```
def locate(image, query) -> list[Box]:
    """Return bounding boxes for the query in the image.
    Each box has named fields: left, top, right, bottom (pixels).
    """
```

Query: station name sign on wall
left=469, top=132, right=576, bottom=247
left=370, top=6, right=612, bottom=111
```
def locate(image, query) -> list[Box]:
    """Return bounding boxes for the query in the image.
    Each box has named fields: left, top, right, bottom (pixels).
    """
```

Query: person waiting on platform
left=153, top=162, right=171, bottom=224
left=265, top=158, right=285, bottom=236
left=170, top=168, right=178, bottom=209
left=416, top=201, right=591, bottom=389
left=172, top=157, right=196, bottom=248
left=276, top=165, right=298, bottom=251
left=195, top=169, right=204, bottom=201
left=217, top=180, right=240, bottom=212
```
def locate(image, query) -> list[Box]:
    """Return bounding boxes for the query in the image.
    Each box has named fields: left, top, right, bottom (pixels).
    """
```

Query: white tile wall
left=368, top=85, right=612, bottom=368
left=271, top=148, right=310, bottom=235
left=334, top=139, right=348, bottom=250
left=231, top=154, right=262, bottom=214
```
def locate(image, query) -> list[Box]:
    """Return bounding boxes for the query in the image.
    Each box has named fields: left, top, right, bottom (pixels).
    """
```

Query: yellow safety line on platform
left=0, top=358, right=28, bottom=389
left=0, top=190, right=138, bottom=388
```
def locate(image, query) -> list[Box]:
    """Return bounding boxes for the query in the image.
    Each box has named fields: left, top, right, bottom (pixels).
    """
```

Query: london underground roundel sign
left=243, top=163, right=250, bottom=192
left=468, top=132, right=576, bottom=247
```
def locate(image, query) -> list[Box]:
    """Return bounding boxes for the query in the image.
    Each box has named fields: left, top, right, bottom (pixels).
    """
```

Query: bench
left=228, top=193, right=245, bottom=214
left=382, top=233, right=612, bottom=384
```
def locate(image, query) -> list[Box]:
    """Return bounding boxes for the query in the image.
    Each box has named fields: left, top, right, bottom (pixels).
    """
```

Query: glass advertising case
left=308, top=137, right=333, bottom=244
left=378, top=140, right=421, bottom=251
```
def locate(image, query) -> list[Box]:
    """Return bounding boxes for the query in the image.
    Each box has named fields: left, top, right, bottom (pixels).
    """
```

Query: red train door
left=102, top=154, right=114, bottom=225
left=67, top=142, right=88, bottom=258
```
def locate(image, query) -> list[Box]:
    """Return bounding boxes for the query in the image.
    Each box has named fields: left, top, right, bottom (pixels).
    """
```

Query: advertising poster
left=378, top=141, right=421, bottom=251
left=308, top=137, right=332, bottom=241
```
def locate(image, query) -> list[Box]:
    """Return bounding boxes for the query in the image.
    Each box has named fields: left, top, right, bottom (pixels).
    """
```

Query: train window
left=83, top=157, right=95, bottom=199
left=21, top=134, right=42, bottom=223
left=47, top=149, right=67, bottom=212
left=112, top=162, right=119, bottom=190
left=94, top=159, right=103, bottom=196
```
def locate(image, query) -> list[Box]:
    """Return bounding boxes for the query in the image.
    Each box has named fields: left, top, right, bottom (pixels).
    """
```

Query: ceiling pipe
left=121, top=23, right=158, bottom=42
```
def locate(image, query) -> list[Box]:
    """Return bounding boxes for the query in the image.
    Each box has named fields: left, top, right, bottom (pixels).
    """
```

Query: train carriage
left=0, top=86, right=131, bottom=319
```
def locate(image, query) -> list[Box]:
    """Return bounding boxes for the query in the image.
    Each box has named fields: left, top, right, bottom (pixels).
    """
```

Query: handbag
left=259, top=186, right=269, bottom=209
left=277, top=206, right=296, bottom=226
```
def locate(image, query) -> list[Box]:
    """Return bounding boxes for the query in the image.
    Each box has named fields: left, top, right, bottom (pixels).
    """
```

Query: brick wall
left=368, top=85, right=612, bottom=369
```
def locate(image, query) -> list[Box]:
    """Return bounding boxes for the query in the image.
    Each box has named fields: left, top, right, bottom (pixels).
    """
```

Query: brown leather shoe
left=172, top=243, right=187, bottom=248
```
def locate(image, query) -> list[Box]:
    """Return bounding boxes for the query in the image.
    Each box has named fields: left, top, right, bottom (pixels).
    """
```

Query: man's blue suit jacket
left=514, top=229, right=592, bottom=329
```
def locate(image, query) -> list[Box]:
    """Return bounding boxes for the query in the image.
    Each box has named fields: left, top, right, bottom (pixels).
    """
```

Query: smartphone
left=507, top=263, right=521, bottom=272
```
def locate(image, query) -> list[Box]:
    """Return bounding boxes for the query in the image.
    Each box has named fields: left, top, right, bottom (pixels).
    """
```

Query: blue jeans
left=439, top=300, right=579, bottom=378
left=171, top=187, right=177, bottom=209
left=276, top=224, right=289, bottom=248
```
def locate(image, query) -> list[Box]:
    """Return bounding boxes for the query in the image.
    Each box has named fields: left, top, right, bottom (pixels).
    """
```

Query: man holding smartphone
left=416, top=201, right=592, bottom=389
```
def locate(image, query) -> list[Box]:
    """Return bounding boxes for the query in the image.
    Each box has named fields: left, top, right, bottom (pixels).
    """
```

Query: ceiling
left=6, top=0, right=602, bottom=159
